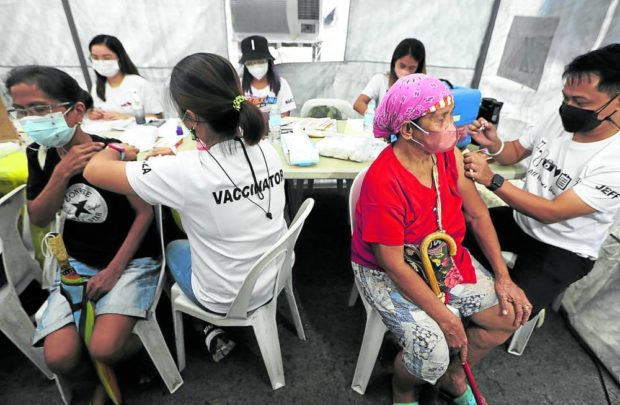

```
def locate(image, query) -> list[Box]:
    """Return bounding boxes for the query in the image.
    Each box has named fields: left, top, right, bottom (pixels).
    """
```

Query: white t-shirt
left=126, top=139, right=288, bottom=313
left=244, top=77, right=296, bottom=115
left=91, top=74, right=163, bottom=115
left=361, top=73, right=389, bottom=107
left=515, top=115, right=620, bottom=259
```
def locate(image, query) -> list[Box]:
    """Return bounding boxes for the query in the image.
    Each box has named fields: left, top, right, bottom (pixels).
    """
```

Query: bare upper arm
left=83, top=160, right=135, bottom=196
left=354, top=94, right=371, bottom=115
left=454, top=148, right=489, bottom=221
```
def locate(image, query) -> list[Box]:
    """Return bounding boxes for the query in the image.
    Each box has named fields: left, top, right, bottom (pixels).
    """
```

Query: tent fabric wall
left=477, top=0, right=617, bottom=139
left=1, top=0, right=620, bottom=384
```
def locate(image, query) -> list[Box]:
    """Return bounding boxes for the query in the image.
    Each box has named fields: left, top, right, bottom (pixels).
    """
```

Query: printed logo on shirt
left=212, top=169, right=284, bottom=205
left=141, top=162, right=152, bottom=175
left=595, top=184, right=620, bottom=199
left=63, top=183, right=108, bottom=223
left=245, top=95, right=277, bottom=109
left=529, top=140, right=576, bottom=193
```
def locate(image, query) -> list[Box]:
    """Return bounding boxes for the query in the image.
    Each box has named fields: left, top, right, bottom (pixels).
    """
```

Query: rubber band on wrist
left=107, top=143, right=126, bottom=161
left=485, top=140, right=505, bottom=157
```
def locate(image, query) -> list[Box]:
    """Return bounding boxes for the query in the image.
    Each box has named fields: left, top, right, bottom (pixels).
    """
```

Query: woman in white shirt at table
left=240, top=35, right=296, bottom=117
left=87, top=34, right=163, bottom=121
left=354, top=38, right=427, bottom=115
left=84, top=52, right=288, bottom=361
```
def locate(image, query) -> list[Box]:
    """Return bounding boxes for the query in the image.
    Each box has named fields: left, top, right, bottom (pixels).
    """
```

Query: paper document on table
left=282, top=117, right=337, bottom=137
left=113, top=125, right=158, bottom=152
left=316, top=135, right=387, bottom=162
left=81, top=118, right=134, bottom=134
left=280, top=131, right=319, bottom=166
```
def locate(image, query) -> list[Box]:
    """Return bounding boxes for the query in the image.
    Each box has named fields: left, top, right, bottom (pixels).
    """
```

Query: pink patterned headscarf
left=373, top=74, right=453, bottom=138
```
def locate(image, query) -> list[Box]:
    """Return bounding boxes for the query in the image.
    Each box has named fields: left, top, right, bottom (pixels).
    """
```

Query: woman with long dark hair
left=84, top=53, right=288, bottom=362
left=354, top=38, right=427, bottom=115
left=88, top=34, right=163, bottom=120
left=239, top=35, right=296, bottom=117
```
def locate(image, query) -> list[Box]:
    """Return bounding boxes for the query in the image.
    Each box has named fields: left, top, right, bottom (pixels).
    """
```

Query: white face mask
left=246, top=63, right=268, bottom=80
left=92, top=59, right=120, bottom=78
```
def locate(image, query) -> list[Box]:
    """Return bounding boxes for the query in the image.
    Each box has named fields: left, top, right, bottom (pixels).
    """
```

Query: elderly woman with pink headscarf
left=350, top=74, right=531, bottom=405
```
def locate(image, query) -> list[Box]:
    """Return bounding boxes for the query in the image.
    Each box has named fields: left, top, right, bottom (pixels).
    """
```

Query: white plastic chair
left=171, top=198, right=314, bottom=390
left=54, top=204, right=183, bottom=405
left=0, top=184, right=53, bottom=380
left=347, top=168, right=390, bottom=395
left=300, top=98, right=360, bottom=119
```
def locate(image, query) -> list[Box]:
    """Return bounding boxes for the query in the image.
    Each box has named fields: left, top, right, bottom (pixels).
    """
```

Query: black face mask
left=559, top=95, right=618, bottom=133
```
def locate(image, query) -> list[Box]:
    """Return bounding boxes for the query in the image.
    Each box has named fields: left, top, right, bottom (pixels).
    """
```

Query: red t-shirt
left=351, top=146, right=476, bottom=284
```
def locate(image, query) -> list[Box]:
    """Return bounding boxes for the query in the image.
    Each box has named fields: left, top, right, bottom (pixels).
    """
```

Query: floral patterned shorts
left=352, top=256, right=498, bottom=384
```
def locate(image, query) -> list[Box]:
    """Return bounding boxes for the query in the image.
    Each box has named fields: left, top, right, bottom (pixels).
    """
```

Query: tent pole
left=470, top=0, right=501, bottom=89
left=61, top=0, right=92, bottom=90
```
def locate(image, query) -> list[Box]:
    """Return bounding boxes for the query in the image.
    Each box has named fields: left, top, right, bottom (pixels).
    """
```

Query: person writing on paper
left=88, top=34, right=164, bottom=121
left=84, top=53, right=288, bottom=362
left=463, top=44, right=620, bottom=316
left=240, top=35, right=296, bottom=117
left=351, top=74, right=529, bottom=405
left=6, top=65, right=160, bottom=404
left=353, top=38, right=426, bottom=115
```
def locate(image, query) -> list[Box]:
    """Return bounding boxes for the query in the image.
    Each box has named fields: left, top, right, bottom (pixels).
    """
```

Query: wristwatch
left=486, top=174, right=504, bottom=192
left=107, top=143, right=126, bottom=161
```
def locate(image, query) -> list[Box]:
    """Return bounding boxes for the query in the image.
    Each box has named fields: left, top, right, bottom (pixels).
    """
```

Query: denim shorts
left=352, top=255, right=499, bottom=384
left=33, top=256, right=160, bottom=346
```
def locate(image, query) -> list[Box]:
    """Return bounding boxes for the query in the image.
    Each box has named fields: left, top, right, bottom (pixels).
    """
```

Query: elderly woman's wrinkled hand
left=494, top=277, right=532, bottom=326
left=463, top=151, right=494, bottom=187
left=438, top=312, right=469, bottom=364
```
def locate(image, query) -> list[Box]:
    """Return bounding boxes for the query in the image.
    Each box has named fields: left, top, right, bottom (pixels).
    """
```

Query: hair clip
left=232, top=95, right=246, bottom=111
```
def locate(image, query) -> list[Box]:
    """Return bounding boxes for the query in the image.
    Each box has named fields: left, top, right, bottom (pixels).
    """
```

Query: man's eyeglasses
left=8, top=102, right=74, bottom=119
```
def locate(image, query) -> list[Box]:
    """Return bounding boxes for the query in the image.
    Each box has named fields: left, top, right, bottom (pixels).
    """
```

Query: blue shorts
left=33, top=256, right=160, bottom=346
left=352, top=255, right=499, bottom=384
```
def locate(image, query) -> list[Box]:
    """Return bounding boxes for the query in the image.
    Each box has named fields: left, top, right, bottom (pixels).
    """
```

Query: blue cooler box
left=441, top=80, right=482, bottom=148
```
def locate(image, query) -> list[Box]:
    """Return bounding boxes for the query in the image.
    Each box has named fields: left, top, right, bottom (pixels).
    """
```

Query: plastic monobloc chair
left=347, top=168, right=390, bottom=395
left=171, top=198, right=314, bottom=390
left=0, top=184, right=53, bottom=380
left=54, top=204, right=183, bottom=405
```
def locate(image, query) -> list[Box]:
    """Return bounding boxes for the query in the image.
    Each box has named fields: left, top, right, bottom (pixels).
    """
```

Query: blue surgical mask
left=19, top=107, right=76, bottom=148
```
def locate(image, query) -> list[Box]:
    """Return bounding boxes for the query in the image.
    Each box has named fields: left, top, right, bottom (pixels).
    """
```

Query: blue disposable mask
left=19, top=107, right=76, bottom=148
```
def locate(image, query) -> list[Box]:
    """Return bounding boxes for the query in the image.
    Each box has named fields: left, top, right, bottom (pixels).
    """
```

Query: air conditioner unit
left=230, top=0, right=322, bottom=43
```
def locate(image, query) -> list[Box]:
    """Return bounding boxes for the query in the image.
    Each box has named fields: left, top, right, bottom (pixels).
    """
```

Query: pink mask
left=410, top=122, right=458, bottom=153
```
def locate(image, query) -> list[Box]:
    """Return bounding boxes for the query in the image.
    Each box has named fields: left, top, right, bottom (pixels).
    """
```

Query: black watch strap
left=486, top=174, right=505, bottom=192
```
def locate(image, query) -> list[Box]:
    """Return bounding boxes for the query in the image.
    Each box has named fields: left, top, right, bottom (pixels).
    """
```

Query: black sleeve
left=25, top=145, right=50, bottom=201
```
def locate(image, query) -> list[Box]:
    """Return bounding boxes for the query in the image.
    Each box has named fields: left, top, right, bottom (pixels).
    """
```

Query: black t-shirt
left=26, top=135, right=160, bottom=268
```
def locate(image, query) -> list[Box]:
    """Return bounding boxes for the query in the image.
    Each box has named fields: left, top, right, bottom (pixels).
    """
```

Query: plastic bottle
left=131, top=90, right=146, bottom=124
left=268, top=105, right=281, bottom=143
left=363, top=99, right=376, bottom=133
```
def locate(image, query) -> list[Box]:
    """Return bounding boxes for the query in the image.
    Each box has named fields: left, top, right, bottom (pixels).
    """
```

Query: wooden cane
left=419, top=231, right=484, bottom=405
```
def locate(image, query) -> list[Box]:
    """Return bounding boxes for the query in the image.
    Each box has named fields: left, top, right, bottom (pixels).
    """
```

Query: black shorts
left=463, top=206, right=595, bottom=314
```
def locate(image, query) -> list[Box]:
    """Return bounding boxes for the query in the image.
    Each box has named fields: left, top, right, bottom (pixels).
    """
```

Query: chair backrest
left=0, top=185, right=42, bottom=293
left=147, top=204, right=167, bottom=315
left=349, top=167, right=369, bottom=234
left=300, top=98, right=360, bottom=119
left=226, top=198, right=315, bottom=320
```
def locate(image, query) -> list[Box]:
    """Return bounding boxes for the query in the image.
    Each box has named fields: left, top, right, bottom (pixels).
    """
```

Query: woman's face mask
left=92, top=59, right=120, bottom=78
left=559, top=95, right=618, bottom=133
left=19, top=107, right=76, bottom=148
left=246, top=62, right=268, bottom=80
left=409, top=121, right=458, bottom=154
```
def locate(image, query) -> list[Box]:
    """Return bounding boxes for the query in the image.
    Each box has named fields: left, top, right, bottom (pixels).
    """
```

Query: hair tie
left=232, top=95, right=246, bottom=111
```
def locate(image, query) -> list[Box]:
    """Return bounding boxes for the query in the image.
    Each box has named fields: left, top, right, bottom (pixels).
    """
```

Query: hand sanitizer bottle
left=363, top=99, right=376, bottom=134
left=268, top=105, right=281, bottom=143
left=131, top=90, right=146, bottom=124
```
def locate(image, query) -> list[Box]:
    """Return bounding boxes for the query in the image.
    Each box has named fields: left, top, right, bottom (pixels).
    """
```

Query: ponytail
left=238, top=100, right=265, bottom=145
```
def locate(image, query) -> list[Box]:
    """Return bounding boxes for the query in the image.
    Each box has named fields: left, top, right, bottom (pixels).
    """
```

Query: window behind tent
left=497, top=16, right=560, bottom=90
left=226, top=0, right=349, bottom=64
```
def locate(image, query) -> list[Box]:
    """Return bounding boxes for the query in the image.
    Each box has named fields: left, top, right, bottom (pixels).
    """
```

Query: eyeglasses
left=8, top=102, right=74, bottom=119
